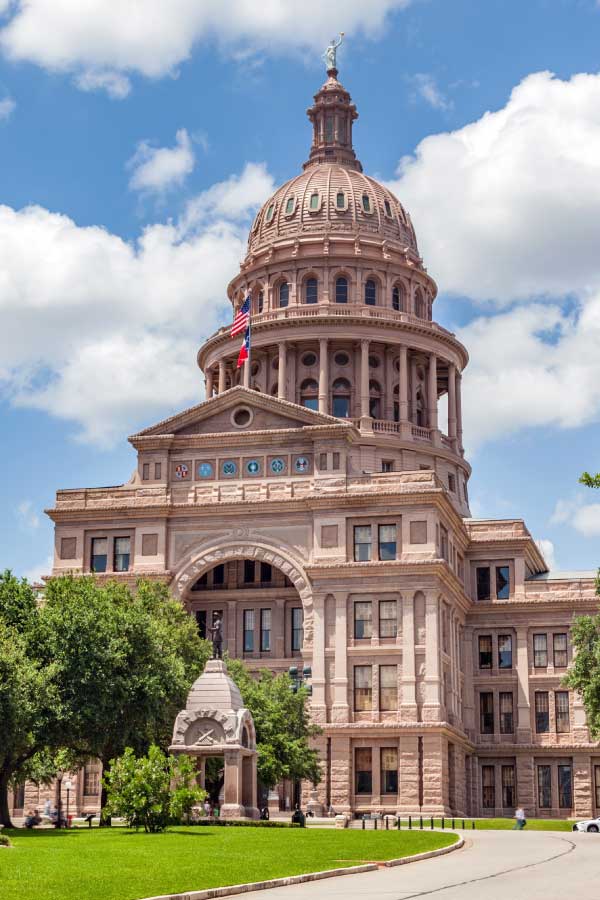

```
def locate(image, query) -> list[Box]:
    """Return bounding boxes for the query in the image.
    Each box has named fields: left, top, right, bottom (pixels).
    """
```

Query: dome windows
left=368, top=354, right=380, bottom=369
left=362, top=194, right=372, bottom=213
left=384, top=198, right=393, bottom=218
left=325, top=116, right=334, bottom=142
left=257, top=290, right=264, bottom=313
left=335, top=276, right=348, bottom=304
left=332, top=378, right=351, bottom=418
left=364, top=278, right=377, bottom=306
left=300, top=378, right=318, bottom=411
left=392, top=283, right=405, bottom=312
left=265, top=203, right=276, bottom=224
left=284, top=196, right=296, bottom=216
left=301, top=352, right=317, bottom=367
left=278, top=282, right=290, bottom=308
left=308, top=192, right=321, bottom=212
left=304, top=277, right=318, bottom=305
left=415, top=288, right=425, bottom=318
left=335, top=191, right=348, bottom=211
left=334, top=351, right=350, bottom=366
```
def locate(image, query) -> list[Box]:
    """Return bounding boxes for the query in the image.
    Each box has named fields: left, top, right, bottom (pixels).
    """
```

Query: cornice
left=130, top=423, right=358, bottom=452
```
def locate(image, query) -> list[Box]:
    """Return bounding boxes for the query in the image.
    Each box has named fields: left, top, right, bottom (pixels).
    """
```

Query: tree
left=226, top=659, right=321, bottom=793
left=103, top=745, right=204, bottom=832
left=580, top=472, right=600, bottom=489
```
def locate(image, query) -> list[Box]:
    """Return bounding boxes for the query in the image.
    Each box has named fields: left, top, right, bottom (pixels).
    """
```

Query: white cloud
left=16, top=500, right=40, bottom=531
left=551, top=495, right=600, bottom=538
left=0, top=95, right=15, bottom=120
left=24, top=555, right=53, bottom=585
left=0, top=162, right=275, bottom=446
left=128, top=128, right=195, bottom=194
left=535, top=538, right=558, bottom=571
left=0, top=1, right=411, bottom=95
left=75, top=69, right=131, bottom=99
left=409, top=74, right=452, bottom=111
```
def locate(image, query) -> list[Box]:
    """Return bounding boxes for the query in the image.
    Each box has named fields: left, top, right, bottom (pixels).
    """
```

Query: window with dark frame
left=535, top=691, right=550, bottom=733
left=260, top=562, right=272, bottom=583
left=335, top=276, right=348, bottom=303
left=499, top=692, right=514, bottom=734
left=113, top=537, right=130, bottom=572
left=378, top=524, right=397, bottom=560
left=480, top=692, right=494, bottom=734
left=304, top=277, right=318, bottom=304
left=379, top=664, right=398, bottom=711
left=392, top=286, right=400, bottom=310
left=558, top=765, right=572, bottom=808
left=553, top=633, right=568, bottom=667
left=533, top=633, right=548, bottom=668
left=90, top=537, right=108, bottom=573
left=496, top=565, right=510, bottom=599
left=154, top=462, right=161, bottom=479
left=259, top=608, right=271, bottom=652
left=482, top=765, right=495, bottom=808
left=498, top=634, right=513, bottom=669
left=354, top=525, right=372, bottom=561
left=83, top=760, right=101, bottom=797
left=381, top=747, right=398, bottom=794
left=555, top=691, right=570, bottom=733
left=244, top=560, right=256, bottom=583
left=381, top=460, right=393, bottom=473
left=279, top=282, right=289, bottom=307
left=476, top=566, right=491, bottom=601
left=478, top=635, right=493, bottom=669
left=378, top=599, right=397, bottom=638
left=243, top=610, right=255, bottom=653
left=355, top=748, right=372, bottom=793
left=354, top=666, right=372, bottom=711
left=291, top=607, right=303, bottom=652
left=502, top=765, right=515, bottom=808
left=354, top=601, right=372, bottom=639
left=364, top=278, right=377, bottom=305
left=537, top=765, right=552, bottom=808
left=213, top=564, right=225, bottom=586
left=142, top=462, right=150, bottom=480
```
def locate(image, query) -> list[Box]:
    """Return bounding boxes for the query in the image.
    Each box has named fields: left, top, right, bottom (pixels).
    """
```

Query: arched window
left=384, top=199, right=392, bottom=217
left=415, top=288, right=425, bottom=318
left=365, top=279, right=377, bottom=306
left=335, top=276, right=348, bottom=304
left=369, top=380, right=382, bottom=419
left=279, top=282, right=289, bottom=308
left=300, top=378, right=318, bottom=411
left=332, top=378, right=351, bottom=418
left=304, top=277, right=318, bottom=304
left=255, top=289, right=264, bottom=314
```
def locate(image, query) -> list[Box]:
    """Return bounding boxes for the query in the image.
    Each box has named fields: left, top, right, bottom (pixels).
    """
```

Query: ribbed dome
left=248, top=164, right=419, bottom=256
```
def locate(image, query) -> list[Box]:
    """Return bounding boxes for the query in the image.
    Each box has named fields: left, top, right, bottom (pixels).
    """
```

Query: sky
left=1, top=0, right=600, bottom=581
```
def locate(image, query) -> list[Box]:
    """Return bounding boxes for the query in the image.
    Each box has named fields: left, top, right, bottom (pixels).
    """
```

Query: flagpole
left=243, top=301, right=251, bottom=388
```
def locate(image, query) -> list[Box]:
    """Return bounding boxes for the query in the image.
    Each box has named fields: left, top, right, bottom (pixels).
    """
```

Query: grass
left=470, top=817, right=574, bottom=831
left=0, top=825, right=456, bottom=900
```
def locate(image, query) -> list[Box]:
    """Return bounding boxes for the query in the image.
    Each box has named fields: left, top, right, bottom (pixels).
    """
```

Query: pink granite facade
left=14, top=68, right=600, bottom=821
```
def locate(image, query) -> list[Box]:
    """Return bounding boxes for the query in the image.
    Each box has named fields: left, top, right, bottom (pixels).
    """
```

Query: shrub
left=0, top=833, right=11, bottom=847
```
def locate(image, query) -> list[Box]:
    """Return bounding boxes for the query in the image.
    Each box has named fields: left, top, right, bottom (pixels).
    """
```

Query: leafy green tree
left=103, top=745, right=204, bottom=832
left=580, top=472, right=600, bottom=489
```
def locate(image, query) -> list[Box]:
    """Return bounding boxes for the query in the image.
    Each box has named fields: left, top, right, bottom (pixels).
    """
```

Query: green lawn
left=471, top=817, right=574, bottom=831
left=0, top=826, right=456, bottom=900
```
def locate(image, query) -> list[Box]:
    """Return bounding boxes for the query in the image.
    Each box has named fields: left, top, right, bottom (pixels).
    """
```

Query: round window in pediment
left=231, top=407, right=253, bottom=429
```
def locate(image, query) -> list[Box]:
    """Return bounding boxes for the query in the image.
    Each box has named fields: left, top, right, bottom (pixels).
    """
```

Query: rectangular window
left=478, top=635, right=493, bottom=669
left=381, top=748, right=398, bottom=794
left=499, top=692, right=514, bottom=734
left=448, top=473, right=456, bottom=493
left=378, top=524, right=397, bottom=560
left=213, top=564, right=225, bottom=586
left=476, top=566, right=491, bottom=601
left=244, top=560, right=255, bottom=583
left=502, top=765, right=515, bottom=809
left=379, top=665, right=397, bottom=711
left=83, top=760, right=101, bottom=796
left=260, top=608, right=271, bottom=652
left=558, top=765, right=572, bottom=809
left=480, top=692, right=494, bottom=734
left=534, top=634, right=548, bottom=668
left=498, top=634, right=513, bottom=669
left=332, top=452, right=340, bottom=470
left=378, top=600, right=397, bottom=638
left=142, top=463, right=150, bottom=480
left=195, top=610, right=206, bottom=639
left=535, top=691, right=550, bottom=733
left=553, top=633, right=568, bottom=668
left=319, top=452, right=327, bottom=470
left=555, top=691, right=570, bottom=733
left=355, top=748, right=372, bottom=794
left=90, top=537, right=108, bottom=573
left=291, top=607, right=303, bottom=652
left=154, top=462, right=161, bottom=479
left=243, top=610, right=255, bottom=653
left=113, top=537, right=131, bottom=572
left=354, top=666, right=372, bottom=711
left=381, top=460, right=393, bottom=473
left=482, top=765, right=495, bottom=808
left=537, top=765, right=552, bottom=808
left=354, top=601, right=372, bottom=639
left=496, top=565, right=510, bottom=599
left=595, top=765, right=600, bottom=808
left=354, top=525, right=372, bottom=561
left=440, top=525, right=449, bottom=562
left=260, top=562, right=272, bottom=583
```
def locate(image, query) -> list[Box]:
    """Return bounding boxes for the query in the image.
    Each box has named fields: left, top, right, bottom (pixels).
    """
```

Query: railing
left=411, top=425, right=432, bottom=441
left=372, top=420, right=401, bottom=433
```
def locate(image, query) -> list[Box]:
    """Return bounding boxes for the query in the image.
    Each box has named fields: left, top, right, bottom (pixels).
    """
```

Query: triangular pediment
left=130, top=386, right=349, bottom=441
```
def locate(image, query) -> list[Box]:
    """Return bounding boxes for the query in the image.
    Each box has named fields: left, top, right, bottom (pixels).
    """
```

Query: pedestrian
left=43, top=798, right=52, bottom=820
left=24, top=808, right=41, bottom=828
left=203, top=799, right=211, bottom=818
left=291, top=804, right=306, bottom=827
left=513, top=806, right=526, bottom=830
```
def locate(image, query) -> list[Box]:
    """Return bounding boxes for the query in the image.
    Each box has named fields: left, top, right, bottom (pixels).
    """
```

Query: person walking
left=513, top=806, right=526, bottom=830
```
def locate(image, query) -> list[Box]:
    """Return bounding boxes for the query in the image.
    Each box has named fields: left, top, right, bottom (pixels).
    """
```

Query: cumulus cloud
left=0, top=1, right=411, bottom=95
left=75, top=68, right=131, bottom=99
left=0, top=162, right=275, bottom=446
left=535, top=538, right=558, bottom=571
left=16, top=500, right=40, bottom=531
left=409, top=74, right=452, bottom=111
left=0, top=95, right=15, bottom=120
left=128, top=128, right=195, bottom=194
left=23, top=555, right=53, bottom=585
left=551, top=496, right=600, bottom=538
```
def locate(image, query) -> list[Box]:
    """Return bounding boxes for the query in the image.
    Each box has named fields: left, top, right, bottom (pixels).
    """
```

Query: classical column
left=288, top=345, right=297, bottom=404
left=384, top=347, right=394, bottom=420
left=278, top=341, right=287, bottom=400
left=448, top=362, right=457, bottom=442
left=318, top=338, right=329, bottom=414
left=424, top=592, right=442, bottom=720
left=331, top=592, right=349, bottom=723
left=410, top=355, right=418, bottom=423
left=428, top=353, right=438, bottom=431
left=243, top=357, right=250, bottom=388
left=360, top=339, right=370, bottom=418
left=218, top=359, right=226, bottom=394
left=399, top=345, right=409, bottom=422
left=456, top=372, right=463, bottom=450
left=205, top=368, right=214, bottom=399
left=516, top=627, right=532, bottom=742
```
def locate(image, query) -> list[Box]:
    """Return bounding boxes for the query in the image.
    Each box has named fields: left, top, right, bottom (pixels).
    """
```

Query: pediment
left=130, top=386, right=346, bottom=440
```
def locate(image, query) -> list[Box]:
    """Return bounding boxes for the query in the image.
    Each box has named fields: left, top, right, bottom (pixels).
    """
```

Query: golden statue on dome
left=323, top=33, right=344, bottom=72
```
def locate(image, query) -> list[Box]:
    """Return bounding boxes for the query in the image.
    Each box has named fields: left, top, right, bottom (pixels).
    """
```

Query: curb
left=138, top=834, right=464, bottom=900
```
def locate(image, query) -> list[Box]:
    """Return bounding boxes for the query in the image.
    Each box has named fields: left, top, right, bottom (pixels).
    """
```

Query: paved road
left=247, top=830, right=600, bottom=900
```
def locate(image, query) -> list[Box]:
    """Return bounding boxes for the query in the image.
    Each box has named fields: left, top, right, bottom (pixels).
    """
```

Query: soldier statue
left=209, top=616, right=223, bottom=659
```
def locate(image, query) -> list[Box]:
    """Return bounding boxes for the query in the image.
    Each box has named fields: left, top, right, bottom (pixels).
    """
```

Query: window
left=379, top=600, right=397, bottom=638
left=384, top=198, right=392, bottom=217
left=309, top=192, right=319, bottom=210
left=354, top=525, right=372, bottom=561
left=354, top=601, right=372, bottom=639
left=440, top=525, right=449, bottom=562
left=332, top=378, right=350, bottom=418
left=335, top=276, right=348, bottom=303
left=154, top=462, right=161, bottom=479
left=534, top=634, right=548, bottom=668
left=381, top=748, right=398, bottom=794
left=482, top=765, right=495, bottom=808
left=304, top=277, right=318, bottom=304
left=260, top=562, right=272, bottom=583
left=378, top=524, right=397, bottom=561
left=83, top=760, right=101, bottom=796
left=213, top=564, right=225, bottom=585
left=336, top=191, right=345, bottom=209
left=480, top=692, right=494, bottom=734
left=537, top=765, right=552, bottom=808
left=415, top=289, right=425, bottom=318
left=448, top=473, right=456, bottom=493
left=300, top=378, right=318, bottom=410
left=496, top=565, right=510, bottom=599
left=334, top=351, right=349, bottom=366
left=260, top=609, right=271, bottom=652
left=382, top=460, right=393, bottom=473
left=478, top=635, right=493, bottom=669
left=476, top=566, right=491, bottom=601
left=555, top=691, right=570, bottom=733
left=302, top=352, right=317, bottom=367
left=362, top=194, right=371, bottom=213
left=369, top=379, right=382, bottom=418
left=243, top=610, right=255, bottom=652
left=553, top=633, right=567, bottom=667
left=278, top=282, right=289, bottom=308
left=355, top=748, right=372, bottom=793
left=354, top=666, right=372, bottom=711
left=195, top=610, right=206, bottom=638
left=244, top=560, right=255, bottom=583
left=285, top=196, right=294, bottom=215
left=364, top=278, right=377, bottom=305
left=265, top=203, right=275, bottom=223
left=595, top=765, right=600, bottom=808
left=379, top=665, right=397, bottom=710
left=535, top=691, right=550, bottom=733
left=142, top=462, right=150, bottom=480
left=392, top=286, right=400, bottom=310
left=498, top=635, right=513, bottom=669
left=558, top=765, right=572, bottom=808
left=502, top=765, right=515, bottom=808
left=499, top=692, right=514, bottom=734
left=91, top=537, right=108, bottom=573
left=291, top=607, right=303, bottom=651
left=257, top=291, right=264, bottom=313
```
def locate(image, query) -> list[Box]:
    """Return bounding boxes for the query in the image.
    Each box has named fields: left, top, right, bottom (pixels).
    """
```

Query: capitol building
left=16, top=65, right=600, bottom=821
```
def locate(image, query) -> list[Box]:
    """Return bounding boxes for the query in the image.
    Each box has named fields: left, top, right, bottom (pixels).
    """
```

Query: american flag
left=231, top=296, right=251, bottom=337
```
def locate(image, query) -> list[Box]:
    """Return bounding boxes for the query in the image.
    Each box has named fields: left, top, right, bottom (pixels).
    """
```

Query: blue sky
left=1, top=0, right=600, bottom=580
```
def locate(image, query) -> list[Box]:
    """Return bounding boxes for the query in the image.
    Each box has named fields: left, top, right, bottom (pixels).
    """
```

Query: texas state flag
left=237, top=327, right=250, bottom=368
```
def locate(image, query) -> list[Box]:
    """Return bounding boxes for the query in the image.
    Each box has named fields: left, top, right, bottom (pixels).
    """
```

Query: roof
left=185, top=659, right=244, bottom=713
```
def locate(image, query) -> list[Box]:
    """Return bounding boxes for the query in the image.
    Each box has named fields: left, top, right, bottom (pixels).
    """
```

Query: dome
left=248, top=164, right=418, bottom=256
left=185, top=659, right=244, bottom=713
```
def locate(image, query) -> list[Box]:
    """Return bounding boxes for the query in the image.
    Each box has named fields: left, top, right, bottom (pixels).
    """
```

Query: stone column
left=360, top=339, right=370, bottom=418
left=573, top=754, right=593, bottom=818
left=330, top=735, right=352, bottom=812
left=243, top=356, right=250, bottom=388
left=401, top=593, right=418, bottom=721
left=218, top=359, right=226, bottom=394
left=205, top=368, right=214, bottom=399
left=384, top=348, right=394, bottom=420
left=448, top=362, right=457, bottom=443
left=331, top=592, right=349, bottom=722
left=288, top=345, right=297, bottom=405
left=516, top=627, right=532, bottom=742
left=424, top=592, right=442, bottom=721
left=410, top=354, right=418, bottom=423
left=428, top=353, right=438, bottom=431
left=516, top=755, right=535, bottom=818
left=274, top=597, right=285, bottom=659
left=456, top=372, right=463, bottom=451
left=311, top=594, right=327, bottom=724
left=399, top=345, right=409, bottom=422
left=222, top=750, right=244, bottom=818
left=278, top=341, right=287, bottom=400
left=319, top=338, right=329, bottom=414
left=398, top=735, right=420, bottom=812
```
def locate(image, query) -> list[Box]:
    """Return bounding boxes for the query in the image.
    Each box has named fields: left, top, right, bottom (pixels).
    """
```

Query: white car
left=572, top=816, right=600, bottom=833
